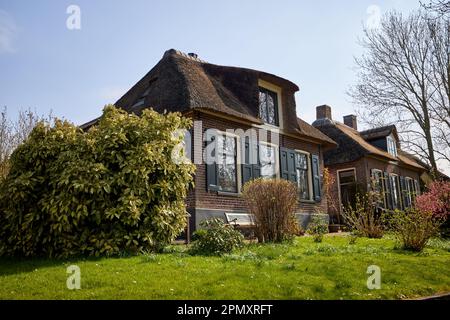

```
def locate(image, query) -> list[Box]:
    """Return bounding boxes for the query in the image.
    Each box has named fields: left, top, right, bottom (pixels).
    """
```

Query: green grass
left=1, top=235, right=450, bottom=300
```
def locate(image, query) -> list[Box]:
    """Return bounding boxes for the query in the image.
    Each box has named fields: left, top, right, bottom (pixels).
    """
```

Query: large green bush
left=0, top=106, right=195, bottom=257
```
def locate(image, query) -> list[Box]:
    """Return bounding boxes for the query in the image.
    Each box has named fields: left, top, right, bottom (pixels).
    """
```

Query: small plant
left=389, top=209, right=443, bottom=252
left=307, top=215, right=329, bottom=243
left=342, top=190, right=385, bottom=239
left=242, top=179, right=299, bottom=243
left=189, top=218, right=244, bottom=256
left=348, top=233, right=358, bottom=245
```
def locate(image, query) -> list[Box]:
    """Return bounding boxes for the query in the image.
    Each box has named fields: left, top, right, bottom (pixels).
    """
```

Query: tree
left=421, top=0, right=450, bottom=15
left=350, top=10, right=449, bottom=177
left=0, top=107, right=46, bottom=178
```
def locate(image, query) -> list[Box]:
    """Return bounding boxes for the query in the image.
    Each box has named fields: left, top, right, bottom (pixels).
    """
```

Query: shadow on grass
left=0, top=255, right=104, bottom=277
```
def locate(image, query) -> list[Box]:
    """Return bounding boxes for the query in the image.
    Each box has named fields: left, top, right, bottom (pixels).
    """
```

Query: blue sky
left=0, top=0, right=422, bottom=127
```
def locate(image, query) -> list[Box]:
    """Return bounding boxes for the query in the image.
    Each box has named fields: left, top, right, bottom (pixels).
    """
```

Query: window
left=259, top=143, right=277, bottom=179
left=241, top=139, right=278, bottom=184
left=280, top=148, right=318, bottom=201
left=405, top=177, right=420, bottom=205
left=259, top=87, right=279, bottom=126
left=206, top=131, right=239, bottom=193
left=296, top=153, right=310, bottom=200
left=387, top=135, right=398, bottom=157
left=216, top=135, right=238, bottom=193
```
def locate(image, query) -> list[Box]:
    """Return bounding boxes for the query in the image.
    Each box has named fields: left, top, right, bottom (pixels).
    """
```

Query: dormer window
left=259, top=87, right=279, bottom=126
left=387, top=135, right=398, bottom=157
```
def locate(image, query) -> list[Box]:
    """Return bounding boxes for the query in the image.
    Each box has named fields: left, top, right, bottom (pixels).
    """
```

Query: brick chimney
left=343, top=115, right=357, bottom=130
left=316, top=105, right=332, bottom=120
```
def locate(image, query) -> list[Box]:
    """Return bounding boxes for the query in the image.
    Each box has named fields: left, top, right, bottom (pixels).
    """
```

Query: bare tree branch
left=349, top=10, right=450, bottom=178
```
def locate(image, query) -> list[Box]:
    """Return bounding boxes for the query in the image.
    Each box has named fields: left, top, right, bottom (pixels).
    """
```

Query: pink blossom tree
left=416, top=181, right=450, bottom=218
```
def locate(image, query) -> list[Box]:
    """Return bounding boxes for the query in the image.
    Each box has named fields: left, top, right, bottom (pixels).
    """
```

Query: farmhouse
left=311, top=105, right=427, bottom=226
left=82, top=49, right=337, bottom=232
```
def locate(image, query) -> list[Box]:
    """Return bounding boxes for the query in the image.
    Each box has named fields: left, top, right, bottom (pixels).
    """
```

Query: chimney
left=343, top=115, right=358, bottom=130
left=316, top=105, right=332, bottom=120
left=188, top=52, right=198, bottom=59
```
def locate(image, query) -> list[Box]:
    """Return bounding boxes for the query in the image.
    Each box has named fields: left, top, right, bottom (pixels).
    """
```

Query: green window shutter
left=280, top=148, right=297, bottom=183
left=312, top=154, right=321, bottom=201
left=242, top=138, right=254, bottom=185
left=205, top=132, right=218, bottom=191
left=280, top=148, right=289, bottom=180
left=399, top=176, right=408, bottom=209
left=383, top=172, right=393, bottom=210
left=287, top=150, right=297, bottom=182
left=252, top=144, right=261, bottom=179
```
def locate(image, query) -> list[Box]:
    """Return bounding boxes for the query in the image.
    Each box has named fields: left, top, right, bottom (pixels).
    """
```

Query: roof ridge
left=359, top=124, right=395, bottom=134
left=163, top=49, right=207, bottom=63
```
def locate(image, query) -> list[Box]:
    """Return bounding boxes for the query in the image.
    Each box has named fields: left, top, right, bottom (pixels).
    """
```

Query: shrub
left=0, top=106, right=195, bottom=257
left=307, top=214, right=329, bottom=243
left=190, top=218, right=244, bottom=256
left=389, top=209, right=442, bottom=252
left=242, top=179, right=299, bottom=243
left=416, top=181, right=450, bottom=219
left=342, top=191, right=385, bottom=238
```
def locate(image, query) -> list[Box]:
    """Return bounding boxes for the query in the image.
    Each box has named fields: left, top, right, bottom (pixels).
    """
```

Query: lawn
left=1, top=235, right=450, bottom=300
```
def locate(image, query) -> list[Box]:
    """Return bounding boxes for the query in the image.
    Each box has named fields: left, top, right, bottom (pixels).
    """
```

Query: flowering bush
left=416, top=181, right=450, bottom=218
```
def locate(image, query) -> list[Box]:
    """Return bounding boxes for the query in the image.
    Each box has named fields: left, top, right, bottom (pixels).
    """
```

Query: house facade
left=312, top=105, right=426, bottom=225
left=83, top=49, right=336, bottom=232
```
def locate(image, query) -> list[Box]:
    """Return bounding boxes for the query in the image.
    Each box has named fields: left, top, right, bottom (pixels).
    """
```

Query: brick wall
left=186, top=111, right=328, bottom=216
left=327, top=156, right=422, bottom=219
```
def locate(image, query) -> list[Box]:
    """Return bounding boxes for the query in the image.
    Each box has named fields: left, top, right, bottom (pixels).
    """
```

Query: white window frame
left=387, top=135, right=398, bottom=157
left=405, top=177, right=414, bottom=207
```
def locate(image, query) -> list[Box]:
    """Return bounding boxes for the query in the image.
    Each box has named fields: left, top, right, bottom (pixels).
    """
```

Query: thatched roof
left=81, top=49, right=335, bottom=147
left=398, top=150, right=450, bottom=180
left=360, top=125, right=398, bottom=141
left=313, top=119, right=424, bottom=170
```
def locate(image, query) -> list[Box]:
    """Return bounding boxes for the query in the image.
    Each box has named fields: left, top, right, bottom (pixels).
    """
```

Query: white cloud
left=0, top=10, right=17, bottom=54
left=99, top=86, right=128, bottom=103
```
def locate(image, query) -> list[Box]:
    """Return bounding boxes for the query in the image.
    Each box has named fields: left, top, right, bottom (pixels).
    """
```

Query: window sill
left=300, top=199, right=316, bottom=204
left=217, top=191, right=241, bottom=198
